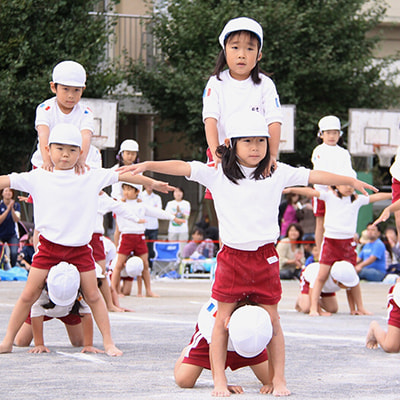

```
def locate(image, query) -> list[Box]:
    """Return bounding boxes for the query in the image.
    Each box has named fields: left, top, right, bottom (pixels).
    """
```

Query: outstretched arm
left=117, top=160, right=192, bottom=178
left=308, top=171, right=377, bottom=195
left=283, top=186, right=319, bottom=198
left=118, top=172, right=175, bottom=194
left=374, top=198, right=400, bottom=225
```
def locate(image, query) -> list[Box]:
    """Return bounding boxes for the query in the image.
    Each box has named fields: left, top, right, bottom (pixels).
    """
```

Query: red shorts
left=392, top=178, right=400, bottom=203
left=299, top=276, right=335, bottom=297
left=388, top=286, right=400, bottom=329
left=212, top=243, right=281, bottom=305
left=182, top=325, right=268, bottom=371
left=117, top=233, right=148, bottom=257
left=25, top=313, right=81, bottom=326
left=89, top=233, right=106, bottom=262
left=312, top=197, right=325, bottom=217
left=32, top=236, right=95, bottom=272
left=204, top=148, right=213, bottom=200
left=319, top=237, right=357, bottom=266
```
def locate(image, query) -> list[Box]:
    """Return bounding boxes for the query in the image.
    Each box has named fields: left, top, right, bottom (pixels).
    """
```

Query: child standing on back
left=0, top=123, right=173, bottom=355
left=117, top=110, right=376, bottom=397
left=203, top=17, right=283, bottom=175
left=311, top=115, right=355, bottom=253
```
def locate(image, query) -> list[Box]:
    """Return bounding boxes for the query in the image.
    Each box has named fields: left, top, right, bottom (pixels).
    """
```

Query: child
left=110, top=182, right=185, bottom=298
left=116, top=110, right=376, bottom=396
left=31, top=60, right=100, bottom=174
left=113, top=256, right=144, bottom=297
left=389, top=147, right=400, bottom=242
left=366, top=277, right=400, bottom=352
left=284, top=184, right=390, bottom=316
left=14, top=262, right=102, bottom=354
left=295, top=261, right=362, bottom=315
left=203, top=17, right=283, bottom=174
left=0, top=123, right=173, bottom=355
left=311, top=115, right=356, bottom=253
left=174, top=298, right=272, bottom=394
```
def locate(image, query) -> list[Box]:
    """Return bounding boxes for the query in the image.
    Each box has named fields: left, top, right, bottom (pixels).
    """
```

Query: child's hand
left=81, top=346, right=105, bottom=354
left=173, top=217, right=186, bottom=225
left=227, top=385, right=244, bottom=394
left=74, top=159, right=90, bottom=175
left=151, top=180, right=175, bottom=194
left=18, top=195, right=30, bottom=203
left=353, top=179, right=378, bottom=195
left=137, top=219, right=146, bottom=224
left=28, top=345, right=50, bottom=354
left=116, top=163, right=144, bottom=175
left=41, top=160, right=54, bottom=172
left=373, top=208, right=390, bottom=226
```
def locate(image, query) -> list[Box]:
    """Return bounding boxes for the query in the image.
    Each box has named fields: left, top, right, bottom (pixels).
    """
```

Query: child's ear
left=257, top=51, right=262, bottom=62
left=50, top=82, right=57, bottom=94
left=224, top=138, right=231, bottom=148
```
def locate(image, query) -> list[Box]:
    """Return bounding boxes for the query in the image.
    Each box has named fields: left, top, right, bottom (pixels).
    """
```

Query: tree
left=0, top=0, right=122, bottom=173
left=130, top=0, right=399, bottom=166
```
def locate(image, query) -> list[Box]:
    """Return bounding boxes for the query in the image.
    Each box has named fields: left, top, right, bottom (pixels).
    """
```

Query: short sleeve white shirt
left=390, top=146, right=400, bottom=181
left=165, top=199, right=191, bottom=234
left=141, top=191, right=162, bottom=230
left=188, top=161, right=309, bottom=250
left=202, top=70, right=283, bottom=144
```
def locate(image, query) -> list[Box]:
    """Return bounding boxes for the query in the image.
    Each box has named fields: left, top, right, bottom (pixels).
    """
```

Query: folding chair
left=150, top=241, right=181, bottom=277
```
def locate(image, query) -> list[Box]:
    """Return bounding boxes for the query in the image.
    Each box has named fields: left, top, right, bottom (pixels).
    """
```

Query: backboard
left=79, top=98, right=118, bottom=149
left=348, top=108, right=400, bottom=165
left=280, top=104, right=295, bottom=153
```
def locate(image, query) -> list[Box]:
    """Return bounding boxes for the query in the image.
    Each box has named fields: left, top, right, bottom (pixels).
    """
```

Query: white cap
left=228, top=305, right=272, bottom=358
left=392, top=283, right=400, bottom=308
left=331, top=261, right=359, bottom=287
left=121, top=256, right=144, bottom=278
left=119, top=139, right=139, bottom=153
left=47, top=262, right=80, bottom=306
left=226, top=111, right=270, bottom=139
left=219, top=17, right=263, bottom=50
left=121, top=181, right=142, bottom=192
left=318, top=115, right=342, bottom=135
left=48, top=123, right=82, bottom=148
left=52, top=60, right=86, bottom=87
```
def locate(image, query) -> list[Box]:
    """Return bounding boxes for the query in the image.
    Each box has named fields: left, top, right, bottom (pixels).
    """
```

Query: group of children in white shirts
left=0, top=15, right=399, bottom=399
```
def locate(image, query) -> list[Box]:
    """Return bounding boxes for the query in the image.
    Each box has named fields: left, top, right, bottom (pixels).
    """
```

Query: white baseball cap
left=228, top=305, right=272, bottom=358
left=47, top=262, right=80, bottom=306
left=48, top=123, right=82, bottom=148
left=219, top=17, right=263, bottom=50
left=226, top=111, right=270, bottom=139
left=331, top=261, right=359, bottom=287
left=392, top=282, right=400, bottom=308
left=121, top=256, right=144, bottom=278
left=119, top=139, right=139, bottom=153
left=318, top=115, right=342, bottom=135
left=52, top=60, right=86, bottom=87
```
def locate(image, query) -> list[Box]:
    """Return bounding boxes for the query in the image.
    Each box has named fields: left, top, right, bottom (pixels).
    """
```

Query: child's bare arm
left=268, top=122, right=281, bottom=170
left=283, top=186, right=319, bottom=198
left=37, top=125, right=53, bottom=171
left=28, top=316, right=50, bottom=353
left=74, top=129, right=92, bottom=175
left=118, top=172, right=175, bottom=194
left=204, top=118, right=219, bottom=164
left=80, top=313, right=104, bottom=353
left=118, top=160, right=192, bottom=178
left=368, top=192, right=392, bottom=203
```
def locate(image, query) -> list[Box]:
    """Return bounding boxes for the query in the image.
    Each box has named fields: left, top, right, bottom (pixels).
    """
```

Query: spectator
left=279, top=193, right=300, bottom=239
left=182, top=228, right=215, bottom=259
left=17, top=231, right=35, bottom=272
left=356, top=223, right=387, bottom=281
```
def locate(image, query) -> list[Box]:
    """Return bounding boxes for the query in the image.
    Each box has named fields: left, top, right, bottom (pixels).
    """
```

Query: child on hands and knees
left=174, top=298, right=273, bottom=394
left=0, top=123, right=173, bottom=355
left=117, top=110, right=376, bottom=396
left=14, top=262, right=103, bottom=354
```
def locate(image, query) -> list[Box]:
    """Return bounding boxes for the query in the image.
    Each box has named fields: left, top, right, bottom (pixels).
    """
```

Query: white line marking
left=56, top=351, right=107, bottom=363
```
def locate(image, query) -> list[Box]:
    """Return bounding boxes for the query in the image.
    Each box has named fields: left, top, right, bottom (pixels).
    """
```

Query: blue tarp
left=0, top=266, right=28, bottom=281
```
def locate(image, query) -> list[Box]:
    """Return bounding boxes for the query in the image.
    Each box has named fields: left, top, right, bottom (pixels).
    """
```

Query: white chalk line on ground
left=56, top=351, right=107, bottom=364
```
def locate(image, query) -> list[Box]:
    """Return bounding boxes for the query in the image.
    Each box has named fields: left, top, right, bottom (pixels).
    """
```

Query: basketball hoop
left=373, top=144, right=396, bottom=167
left=91, top=135, right=108, bottom=150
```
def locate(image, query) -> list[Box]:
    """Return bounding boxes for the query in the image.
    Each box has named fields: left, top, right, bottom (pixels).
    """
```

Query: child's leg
left=121, top=280, right=133, bottom=296
left=366, top=321, right=400, bottom=352
left=210, top=301, right=237, bottom=397
left=314, top=216, right=324, bottom=254
left=14, top=322, right=33, bottom=347
left=249, top=361, right=272, bottom=394
left=0, top=267, right=48, bottom=353
left=319, top=296, right=338, bottom=314
left=139, top=253, right=159, bottom=297
left=260, top=304, right=290, bottom=397
left=136, top=276, right=143, bottom=297
left=347, top=284, right=372, bottom=315
left=97, top=259, right=123, bottom=312
left=80, top=269, right=122, bottom=357
left=174, top=345, right=204, bottom=388
left=309, top=263, right=331, bottom=316
left=295, top=293, right=310, bottom=313
left=110, top=253, right=128, bottom=295
left=65, top=323, right=85, bottom=347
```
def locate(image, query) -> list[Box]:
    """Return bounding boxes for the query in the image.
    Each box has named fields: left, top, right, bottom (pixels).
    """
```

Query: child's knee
left=83, top=289, right=102, bottom=305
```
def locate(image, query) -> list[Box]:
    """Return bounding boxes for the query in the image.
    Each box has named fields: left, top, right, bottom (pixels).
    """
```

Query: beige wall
left=115, top=0, right=149, bottom=15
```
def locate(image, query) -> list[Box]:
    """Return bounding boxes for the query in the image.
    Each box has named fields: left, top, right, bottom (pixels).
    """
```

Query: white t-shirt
left=30, top=289, right=90, bottom=318
left=116, top=199, right=175, bottom=235
left=390, top=147, right=400, bottom=181
left=165, top=199, right=191, bottom=234
left=32, top=97, right=100, bottom=168
left=141, top=191, right=162, bottom=230
left=202, top=70, right=283, bottom=144
left=319, top=190, right=369, bottom=239
left=10, top=168, right=118, bottom=246
left=311, top=143, right=355, bottom=192
left=303, top=262, right=340, bottom=293
left=188, top=161, right=309, bottom=250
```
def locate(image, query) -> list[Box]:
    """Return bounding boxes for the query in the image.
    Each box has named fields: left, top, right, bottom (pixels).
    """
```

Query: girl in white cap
left=117, top=110, right=376, bottom=397
left=14, top=262, right=102, bottom=354
left=311, top=115, right=356, bottom=253
left=284, top=184, right=390, bottom=316
left=203, top=17, right=283, bottom=189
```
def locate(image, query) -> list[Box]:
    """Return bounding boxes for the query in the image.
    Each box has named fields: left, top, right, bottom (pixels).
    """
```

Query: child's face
left=121, top=150, right=138, bottom=165
left=320, top=130, right=340, bottom=146
left=336, top=185, right=355, bottom=197
left=173, top=188, right=184, bottom=201
left=225, top=32, right=261, bottom=81
left=2, top=187, right=13, bottom=200
left=235, top=136, right=267, bottom=168
left=122, top=185, right=139, bottom=200
left=48, top=143, right=81, bottom=170
left=51, top=83, right=84, bottom=114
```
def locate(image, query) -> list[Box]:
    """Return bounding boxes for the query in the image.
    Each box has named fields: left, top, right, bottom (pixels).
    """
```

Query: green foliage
left=130, top=0, right=400, bottom=165
left=0, top=0, right=122, bottom=173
